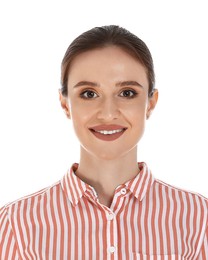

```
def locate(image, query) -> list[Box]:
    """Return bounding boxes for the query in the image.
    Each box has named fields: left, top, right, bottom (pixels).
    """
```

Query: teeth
left=96, top=129, right=124, bottom=135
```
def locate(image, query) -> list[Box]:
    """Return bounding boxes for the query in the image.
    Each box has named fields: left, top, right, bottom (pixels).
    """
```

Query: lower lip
left=90, top=129, right=126, bottom=141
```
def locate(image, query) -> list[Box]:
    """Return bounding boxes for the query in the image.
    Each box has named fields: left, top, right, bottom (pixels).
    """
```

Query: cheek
left=122, top=101, right=147, bottom=119
left=70, top=104, right=93, bottom=129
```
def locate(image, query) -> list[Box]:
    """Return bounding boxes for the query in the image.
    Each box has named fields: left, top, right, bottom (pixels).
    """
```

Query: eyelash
left=79, top=89, right=138, bottom=99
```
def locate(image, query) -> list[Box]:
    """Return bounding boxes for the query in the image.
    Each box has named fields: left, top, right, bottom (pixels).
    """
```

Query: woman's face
left=60, top=46, right=158, bottom=160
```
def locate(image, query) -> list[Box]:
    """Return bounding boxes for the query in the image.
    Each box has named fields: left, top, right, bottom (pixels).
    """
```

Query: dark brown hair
left=60, top=25, right=155, bottom=97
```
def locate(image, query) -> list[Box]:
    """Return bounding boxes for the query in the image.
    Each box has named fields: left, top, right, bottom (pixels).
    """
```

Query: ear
left=146, top=89, right=158, bottom=119
left=59, top=90, right=71, bottom=119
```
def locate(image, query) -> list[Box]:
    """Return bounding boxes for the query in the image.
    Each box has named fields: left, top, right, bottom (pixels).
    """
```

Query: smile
left=95, top=129, right=123, bottom=135
left=89, top=125, right=127, bottom=141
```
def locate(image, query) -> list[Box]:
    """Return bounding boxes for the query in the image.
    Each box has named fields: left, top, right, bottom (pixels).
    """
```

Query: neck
left=75, top=147, right=139, bottom=207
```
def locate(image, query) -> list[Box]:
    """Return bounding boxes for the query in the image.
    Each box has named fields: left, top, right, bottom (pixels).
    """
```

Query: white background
left=0, top=0, right=207, bottom=207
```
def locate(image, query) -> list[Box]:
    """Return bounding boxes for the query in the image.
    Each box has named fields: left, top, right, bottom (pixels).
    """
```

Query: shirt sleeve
left=0, top=206, right=19, bottom=260
left=197, top=223, right=208, bottom=259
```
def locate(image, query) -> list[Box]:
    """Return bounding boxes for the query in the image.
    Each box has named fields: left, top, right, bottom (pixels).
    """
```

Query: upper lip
left=89, top=124, right=127, bottom=131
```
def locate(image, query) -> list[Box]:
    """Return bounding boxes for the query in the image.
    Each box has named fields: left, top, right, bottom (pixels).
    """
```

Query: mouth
left=89, top=125, right=127, bottom=141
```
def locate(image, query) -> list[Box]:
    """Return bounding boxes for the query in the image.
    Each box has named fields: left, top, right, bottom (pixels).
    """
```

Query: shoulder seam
left=3, top=181, right=61, bottom=210
left=154, top=178, right=208, bottom=202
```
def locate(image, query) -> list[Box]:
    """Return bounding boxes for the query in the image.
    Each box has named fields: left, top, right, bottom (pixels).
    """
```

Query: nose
left=97, top=97, right=120, bottom=121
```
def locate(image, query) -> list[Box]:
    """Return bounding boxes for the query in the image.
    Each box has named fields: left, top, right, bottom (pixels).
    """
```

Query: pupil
left=124, top=90, right=130, bottom=97
left=87, top=91, right=94, bottom=98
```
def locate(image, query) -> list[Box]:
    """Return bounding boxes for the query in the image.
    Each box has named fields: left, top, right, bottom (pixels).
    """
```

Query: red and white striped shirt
left=0, top=162, right=208, bottom=259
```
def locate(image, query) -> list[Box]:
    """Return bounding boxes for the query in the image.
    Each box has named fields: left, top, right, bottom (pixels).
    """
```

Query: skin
left=59, top=45, right=158, bottom=207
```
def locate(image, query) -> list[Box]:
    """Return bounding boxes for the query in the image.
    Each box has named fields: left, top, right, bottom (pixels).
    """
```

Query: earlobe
left=146, top=110, right=152, bottom=119
left=59, top=90, right=71, bottom=119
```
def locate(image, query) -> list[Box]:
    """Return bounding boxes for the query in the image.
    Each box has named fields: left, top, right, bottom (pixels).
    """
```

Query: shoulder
left=0, top=180, right=62, bottom=218
left=153, top=177, right=208, bottom=212
left=154, top=177, right=208, bottom=200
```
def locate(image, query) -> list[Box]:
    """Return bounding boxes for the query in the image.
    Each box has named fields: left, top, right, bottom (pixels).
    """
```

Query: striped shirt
left=0, top=162, right=208, bottom=260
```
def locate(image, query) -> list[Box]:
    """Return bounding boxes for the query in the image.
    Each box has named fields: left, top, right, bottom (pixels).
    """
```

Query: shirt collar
left=125, top=162, right=155, bottom=201
left=61, top=162, right=154, bottom=206
left=61, top=163, right=88, bottom=206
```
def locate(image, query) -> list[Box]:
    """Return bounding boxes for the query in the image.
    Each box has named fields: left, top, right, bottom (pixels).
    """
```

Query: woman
left=0, top=25, right=207, bottom=259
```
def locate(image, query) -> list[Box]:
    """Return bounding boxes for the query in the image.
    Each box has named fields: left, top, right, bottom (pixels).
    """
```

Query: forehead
left=67, top=46, right=148, bottom=88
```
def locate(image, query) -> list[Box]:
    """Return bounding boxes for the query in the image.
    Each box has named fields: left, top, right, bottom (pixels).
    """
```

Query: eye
left=80, top=90, right=99, bottom=99
left=119, top=89, right=138, bottom=98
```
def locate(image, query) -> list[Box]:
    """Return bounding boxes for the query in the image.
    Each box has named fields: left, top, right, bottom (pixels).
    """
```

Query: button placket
left=105, top=209, right=117, bottom=258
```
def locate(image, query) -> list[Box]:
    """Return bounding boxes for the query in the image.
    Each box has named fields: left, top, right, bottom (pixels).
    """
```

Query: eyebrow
left=73, top=81, right=99, bottom=88
left=73, top=80, right=144, bottom=89
left=115, top=81, right=144, bottom=88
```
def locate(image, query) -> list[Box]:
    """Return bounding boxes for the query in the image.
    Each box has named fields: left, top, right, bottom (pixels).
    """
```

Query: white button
left=107, top=214, right=114, bottom=221
left=120, top=188, right=126, bottom=195
left=108, top=246, right=116, bottom=253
